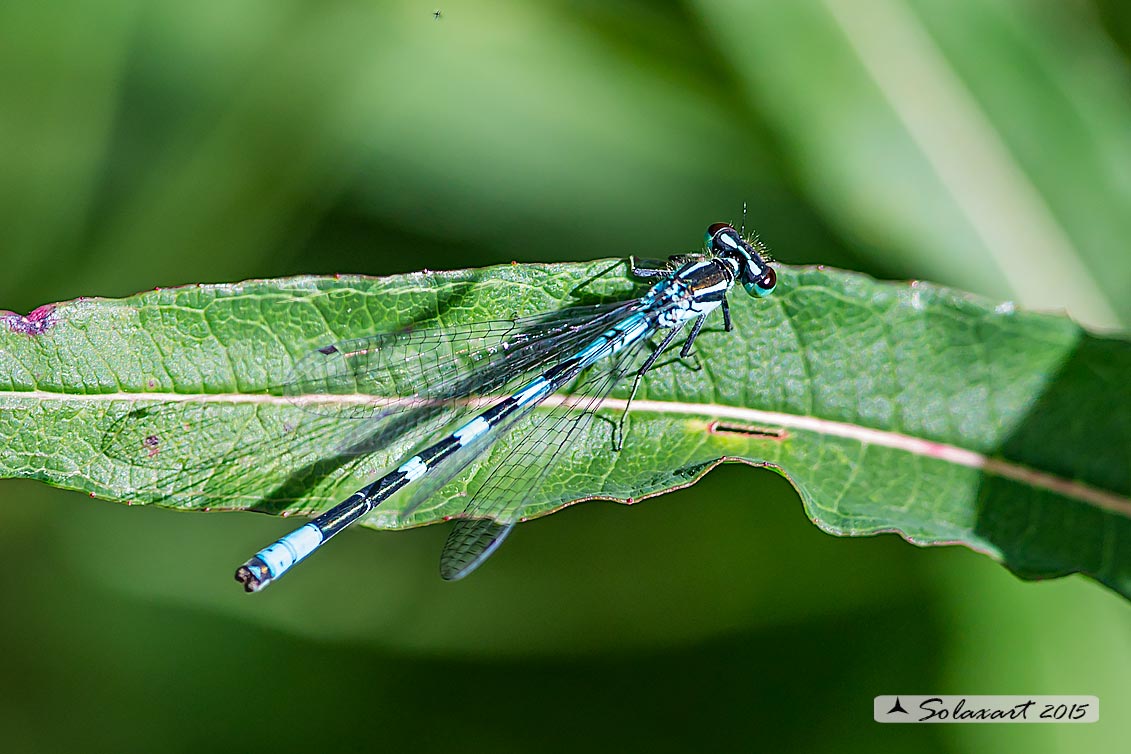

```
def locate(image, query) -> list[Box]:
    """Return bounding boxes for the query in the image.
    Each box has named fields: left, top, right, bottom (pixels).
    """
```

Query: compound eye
left=743, top=266, right=777, bottom=298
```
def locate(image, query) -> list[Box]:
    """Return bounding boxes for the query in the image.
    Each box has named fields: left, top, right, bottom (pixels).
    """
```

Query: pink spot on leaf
left=2, top=304, right=57, bottom=335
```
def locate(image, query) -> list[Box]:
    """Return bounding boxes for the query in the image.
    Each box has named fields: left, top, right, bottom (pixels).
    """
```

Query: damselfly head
left=704, top=222, right=777, bottom=298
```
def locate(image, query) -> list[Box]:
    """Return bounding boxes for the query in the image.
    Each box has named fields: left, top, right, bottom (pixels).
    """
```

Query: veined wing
left=286, top=302, right=636, bottom=419
left=288, top=302, right=639, bottom=462
left=97, top=301, right=636, bottom=508
left=433, top=321, right=663, bottom=580
left=367, top=300, right=648, bottom=524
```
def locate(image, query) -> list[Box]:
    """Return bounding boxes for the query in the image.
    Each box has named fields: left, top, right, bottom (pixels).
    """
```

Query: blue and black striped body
left=235, top=223, right=776, bottom=591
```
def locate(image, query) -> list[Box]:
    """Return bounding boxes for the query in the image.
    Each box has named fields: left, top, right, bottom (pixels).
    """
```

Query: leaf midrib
left=7, top=388, right=1128, bottom=517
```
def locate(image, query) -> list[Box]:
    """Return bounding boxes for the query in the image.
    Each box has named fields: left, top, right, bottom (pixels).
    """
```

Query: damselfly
left=226, top=222, right=777, bottom=591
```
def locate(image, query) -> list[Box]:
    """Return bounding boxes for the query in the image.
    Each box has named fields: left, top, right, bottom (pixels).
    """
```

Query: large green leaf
left=1, top=261, right=1129, bottom=596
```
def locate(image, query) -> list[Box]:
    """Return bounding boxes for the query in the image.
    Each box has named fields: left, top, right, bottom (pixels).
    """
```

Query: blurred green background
left=2, top=0, right=1130, bottom=751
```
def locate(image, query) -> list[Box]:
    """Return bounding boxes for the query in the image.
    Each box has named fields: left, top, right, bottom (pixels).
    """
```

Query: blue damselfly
left=102, top=223, right=776, bottom=590
left=231, top=223, right=776, bottom=591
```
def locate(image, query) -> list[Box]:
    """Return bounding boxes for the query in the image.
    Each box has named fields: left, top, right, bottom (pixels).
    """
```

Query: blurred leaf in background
left=1, top=1, right=1129, bottom=753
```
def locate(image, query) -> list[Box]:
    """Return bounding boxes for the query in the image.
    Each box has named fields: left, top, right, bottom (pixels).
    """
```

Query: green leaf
left=2, top=261, right=1129, bottom=598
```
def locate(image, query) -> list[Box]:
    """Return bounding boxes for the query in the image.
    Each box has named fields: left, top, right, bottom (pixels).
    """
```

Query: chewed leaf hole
left=707, top=421, right=787, bottom=441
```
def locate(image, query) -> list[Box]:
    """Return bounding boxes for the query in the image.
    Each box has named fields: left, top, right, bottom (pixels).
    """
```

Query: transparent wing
left=286, top=302, right=640, bottom=462
left=97, top=301, right=636, bottom=507
left=439, top=520, right=515, bottom=581
left=435, top=326, right=662, bottom=580
left=381, top=301, right=644, bottom=519
left=285, top=303, right=635, bottom=419
left=98, top=399, right=373, bottom=510
left=101, top=303, right=628, bottom=471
